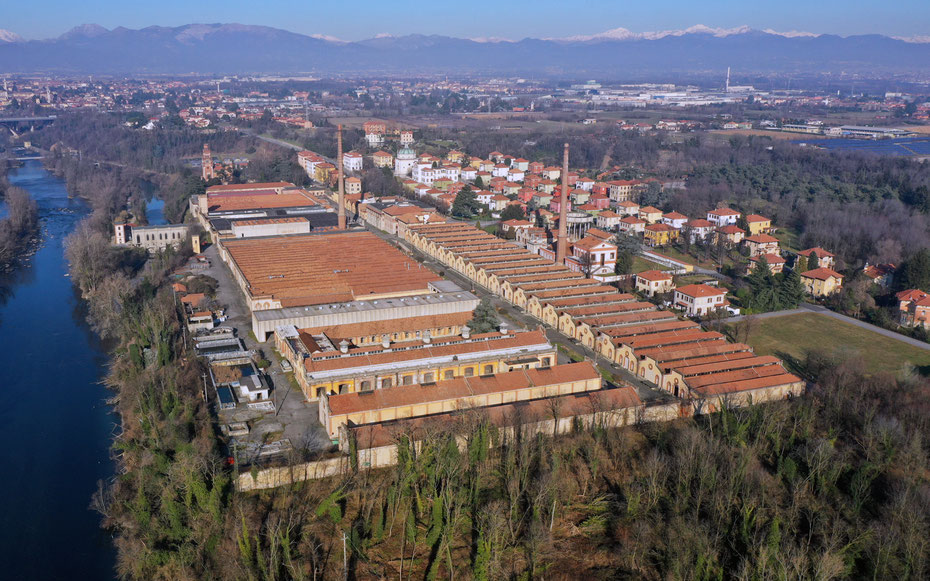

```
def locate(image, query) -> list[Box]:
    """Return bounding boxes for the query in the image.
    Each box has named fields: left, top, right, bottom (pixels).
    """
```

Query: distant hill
left=1, top=23, right=929, bottom=77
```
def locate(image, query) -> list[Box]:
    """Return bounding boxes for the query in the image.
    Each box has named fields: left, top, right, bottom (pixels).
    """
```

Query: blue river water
left=0, top=160, right=116, bottom=579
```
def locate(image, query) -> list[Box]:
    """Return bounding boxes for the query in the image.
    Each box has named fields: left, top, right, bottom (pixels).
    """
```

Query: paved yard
left=200, top=244, right=331, bottom=454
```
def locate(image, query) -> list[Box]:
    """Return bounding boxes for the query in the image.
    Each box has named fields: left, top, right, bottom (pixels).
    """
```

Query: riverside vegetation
left=43, top=116, right=930, bottom=579
left=65, top=196, right=930, bottom=579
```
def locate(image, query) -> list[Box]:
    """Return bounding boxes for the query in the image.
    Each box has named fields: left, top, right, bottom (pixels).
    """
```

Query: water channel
left=0, top=159, right=116, bottom=579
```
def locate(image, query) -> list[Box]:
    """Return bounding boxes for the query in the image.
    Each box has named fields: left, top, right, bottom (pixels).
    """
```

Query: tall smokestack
left=337, top=124, right=346, bottom=230
left=555, top=142, right=569, bottom=264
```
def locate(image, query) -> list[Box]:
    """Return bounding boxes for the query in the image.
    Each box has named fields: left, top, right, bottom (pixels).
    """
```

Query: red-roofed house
left=897, top=289, right=930, bottom=327
left=707, top=207, right=741, bottom=227
left=635, top=270, right=675, bottom=297
left=800, top=268, right=844, bottom=297
left=743, top=234, right=780, bottom=257
left=674, top=284, right=729, bottom=317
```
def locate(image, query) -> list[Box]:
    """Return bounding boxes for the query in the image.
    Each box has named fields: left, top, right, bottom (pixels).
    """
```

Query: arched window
left=464, top=367, right=474, bottom=377
left=402, top=375, right=413, bottom=385
left=381, top=378, right=393, bottom=389
left=358, top=381, right=371, bottom=392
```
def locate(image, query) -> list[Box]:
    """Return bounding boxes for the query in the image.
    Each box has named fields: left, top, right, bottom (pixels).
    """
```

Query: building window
left=540, top=357, right=551, bottom=368
left=423, top=372, right=434, bottom=383
left=381, top=378, right=393, bottom=389
left=358, top=381, right=371, bottom=392
left=316, top=387, right=323, bottom=399
left=402, top=375, right=413, bottom=385
left=464, top=367, right=474, bottom=377
left=444, top=370, right=454, bottom=380
left=483, top=365, right=494, bottom=375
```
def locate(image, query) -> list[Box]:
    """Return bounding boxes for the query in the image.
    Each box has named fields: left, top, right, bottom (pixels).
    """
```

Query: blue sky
left=5, top=0, right=929, bottom=41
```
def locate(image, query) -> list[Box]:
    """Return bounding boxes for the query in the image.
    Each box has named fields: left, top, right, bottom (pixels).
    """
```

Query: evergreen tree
left=778, top=269, right=806, bottom=309
left=451, top=185, right=479, bottom=218
left=747, top=256, right=778, bottom=311
left=794, top=255, right=808, bottom=273
left=499, top=204, right=525, bottom=222
left=897, top=248, right=930, bottom=291
left=468, top=298, right=500, bottom=333
left=808, top=252, right=820, bottom=270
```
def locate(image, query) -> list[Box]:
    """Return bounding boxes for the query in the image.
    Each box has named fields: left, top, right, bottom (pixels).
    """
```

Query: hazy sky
left=4, top=0, right=929, bottom=41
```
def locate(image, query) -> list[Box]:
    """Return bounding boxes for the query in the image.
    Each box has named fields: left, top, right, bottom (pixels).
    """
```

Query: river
left=0, top=160, right=116, bottom=579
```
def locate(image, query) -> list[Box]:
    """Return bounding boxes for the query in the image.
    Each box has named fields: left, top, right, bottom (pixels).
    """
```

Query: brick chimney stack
left=555, top=142, right=569, bottom=264
left=337, top=124, right=346, bottom=230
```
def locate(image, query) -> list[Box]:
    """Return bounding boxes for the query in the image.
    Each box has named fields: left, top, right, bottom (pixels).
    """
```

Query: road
left=369, top=226, right=673, bottom=403
left=726, top=302, right=930, bottom=351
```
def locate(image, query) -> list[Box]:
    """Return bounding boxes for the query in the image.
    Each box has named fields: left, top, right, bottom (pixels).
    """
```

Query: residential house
left=595, top=210, right=622, bottom=231
left=683, top=219, right=715, bottom=243
left=716, top=225, right=746, bottom=246
left=896, top=289, right=930, bottom=328
left=616, top=200, right=640, bottom=216
left=618, top=215, right=646, bottom=235
left=749, top=253, right=786, bottom=274
left=569, top=235, right=617, bottom=279
left=635, top=270, right=675, bottom=297
left=674, top=284, right=729, bottom=317
left=345, top=177, right=362, bottom=195
left=638, top=206, right=664, bottom=224
left=800, top=268, right=844, bottom=297
left=798, top=247, right=836, bottom=269
left=343, top=151, right=364, bottom=172
left=862, top=263, right=895, bottom=288
left=743, top=234, right=780, bottom=257
left=662, top=211, right=689, bottom=229
left=372, top=151, right=393, bottom=168
left=744, top=214, right=772, bottom=235
left=643, top=223, right=680, bottom=247
left=707, top=207, right=741, bottom=227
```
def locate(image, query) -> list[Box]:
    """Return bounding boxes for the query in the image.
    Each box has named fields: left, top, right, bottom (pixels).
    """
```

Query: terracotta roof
left=207, top=181, right=293, bottom=193
left=745, top=214, right=770, bottom=223
left=685, top=219, right=714, bottom=228
left=207, top=191, right=319, bottom=213
left=639, top=206, right=663, bottom=214
left=620, top=216, right=646, bottom=224
left=750, top=253, right=786, bottom=264
left=800, top=267, right=843, bottom=281
left=798, top=247, right=834, bottom=258
left=636, top=269, right=673, bottom=282
left=676, top=284, right=727, bottom=298
left=709, top=208, right=740, bottom=216
left=645, top=223, right=677, bottom=232
left=896, top=289, right=928, bottom=302
left=663, top=212, right=688, bottom=220
left=716, top=225, right=745, bottom=235
left=744, top=234, right=779, bottom=244
left=223, top=231, right=439, bottom=306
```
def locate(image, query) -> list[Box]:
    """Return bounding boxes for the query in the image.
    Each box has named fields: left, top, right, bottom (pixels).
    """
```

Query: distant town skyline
left=4, top=0, right=930, bottom=42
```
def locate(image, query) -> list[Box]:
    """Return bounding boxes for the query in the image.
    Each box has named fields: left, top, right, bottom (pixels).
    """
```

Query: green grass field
left=631, top=256, right=671, bottom=273
left=738, top=312, right=930, bottom=375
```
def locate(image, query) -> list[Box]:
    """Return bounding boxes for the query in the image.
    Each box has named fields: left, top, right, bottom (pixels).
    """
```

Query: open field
left=738, top=312, right=930, bottom=375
